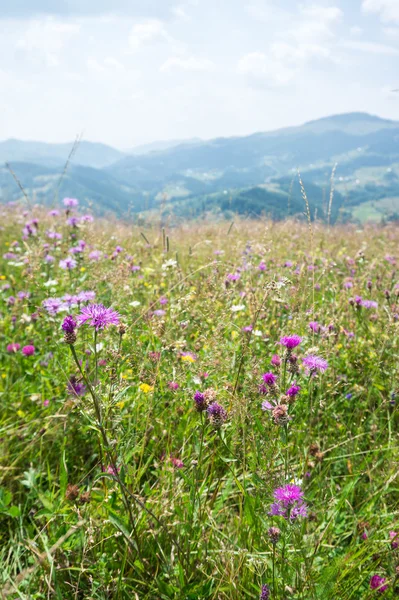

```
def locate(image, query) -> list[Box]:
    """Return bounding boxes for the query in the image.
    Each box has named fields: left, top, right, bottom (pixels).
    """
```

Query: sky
left=1, top=0, right=399, bottom=149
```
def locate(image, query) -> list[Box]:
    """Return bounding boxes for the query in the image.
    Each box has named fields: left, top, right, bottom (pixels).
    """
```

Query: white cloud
left=350, top=26, right=363, bottom=36
left=340, top=40, right=399, bottom=55
left=237, top=52, right=295, bottom=87
left=239, top=3, right=342, bottom=88
left=160, top=56, right=215, bottom=72
left=362, top=0, right=399, bottom=24
left=15, top=17, right=81, bottom=67
left=129, top=19, right=171, bottom=49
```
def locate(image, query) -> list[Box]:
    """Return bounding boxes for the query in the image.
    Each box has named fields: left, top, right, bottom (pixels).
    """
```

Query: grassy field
left=1, top=200, right=399, bottom=599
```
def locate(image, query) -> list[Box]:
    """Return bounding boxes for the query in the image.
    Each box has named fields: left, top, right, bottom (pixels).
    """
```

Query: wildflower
left=42, top=298, right=65, bottom=315
left=168, top=381, right=179, bottom=390
left=48, top=209, right=60, bottom=216
left=153, top=309, right=166, bottom=317
left=272, top=404, right=290, bottom=425
left=89, top=250, right=102, bottom=261
left=139, top=383, right=154, bottom=393
left=302, top=355, right=328, bottom=374
left=67, top=376, right=86, bottom=397
left=361, top=299, right=378, bottom=309
left=286, top=384, right=301, bottom=397
left=22, top=345, right=35, bottom=356
left=59, top=257, right=77, bottom=270
left=44, top=254, right=55, bottom=264
left=78, top=303, right=120, bottom=330
left=159, top=296, right=168, bottom=305
left=7, top=343, right=20, bottom=353
left=62, top=315, right=77, bottom=344
left=262, top=372, right=277, bottom=386
left=242, top=325, right=253, bottom=333
left=309, top=321, right=320, bottom=333
left=258, top=261, right=267, bottom=271
left=268, top=526, right=281, bottom=545
left=207, top=402, right=228, bottom=428
left=260, top=585, right=270, bottom=600
left=67, top=217, right=79, bottom=227
left=271, top=354, right=281, bottom=367
left=280, top=335, right=302, bottom=350
left=269, top=484, right=308, bottom=520
left=194, top=391, right=207, bottom=411
left=180, top=352, right=197, bottom=363
left=80, top=214, right=94, bottom=222
left=63, top=197, right=79, bottom=208
left=170, top=456, right=184, bottom=469
left=369, top=575, right=388, bottom=593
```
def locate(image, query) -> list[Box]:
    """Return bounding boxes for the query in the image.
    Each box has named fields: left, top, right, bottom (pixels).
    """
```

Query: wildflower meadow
left=1, top=199, right=399, bottom=599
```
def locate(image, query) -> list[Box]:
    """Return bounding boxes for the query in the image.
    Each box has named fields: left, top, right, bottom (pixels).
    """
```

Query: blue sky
left=0, top=0, right=398, bottom=148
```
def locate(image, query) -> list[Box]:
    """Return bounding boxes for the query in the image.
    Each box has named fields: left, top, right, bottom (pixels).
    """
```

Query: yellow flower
left=1, top=373, right=6, bottom=379
left=181, top=355, right=195, bottom=363
left=80, top=267, right=86, bottom=272
left=231, top=330, right=238, bottom=339
left=17, top=410, right=25, bottom=418
left=139, top=383, right=154, bottom=393
left=116, top=400, right=125, bottom=409
left=0, top=275, right=6, bottom=280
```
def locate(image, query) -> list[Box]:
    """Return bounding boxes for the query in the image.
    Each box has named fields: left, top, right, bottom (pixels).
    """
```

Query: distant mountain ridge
left=0, top=139, right=126, bottom=169
left=2, top=112, right=399, bottom=223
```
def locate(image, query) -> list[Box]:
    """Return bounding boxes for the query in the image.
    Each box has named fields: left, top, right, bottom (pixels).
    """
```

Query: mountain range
left=1, top=112, right=399, bottom=223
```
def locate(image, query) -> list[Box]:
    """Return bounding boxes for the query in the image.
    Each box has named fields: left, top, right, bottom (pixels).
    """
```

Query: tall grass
left=0, top=202, right=398, bottom=599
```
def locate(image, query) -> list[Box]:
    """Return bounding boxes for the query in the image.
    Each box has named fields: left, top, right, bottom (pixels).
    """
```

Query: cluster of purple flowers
left=269, top=484, right=308, bottom=521
left=42, top=291, right=96, bottom=315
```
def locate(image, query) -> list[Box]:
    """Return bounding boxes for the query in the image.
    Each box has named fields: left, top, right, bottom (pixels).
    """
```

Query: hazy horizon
left=0, top=109, right=397, bottom=151
left=1, top=0, right=399, bottom=148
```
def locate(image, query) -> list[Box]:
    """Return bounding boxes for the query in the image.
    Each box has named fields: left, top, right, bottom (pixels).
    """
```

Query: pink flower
left=22, top=345, right=35, bottom=356
left=7, top=343, right=20, bottom=353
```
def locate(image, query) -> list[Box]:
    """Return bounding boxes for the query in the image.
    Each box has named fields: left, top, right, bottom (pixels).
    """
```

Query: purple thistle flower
left=89, top=250, right=102, bottom=261
left=42, top=298, right=65, bottom=315
left=153, top=309, right=166, bottom=317
left=194, top=391, right=207, bottom=412
left=262, top=372, right=277, bottom=386
left=286, top=384, right=301, bottom=397
left=280, top=335, right=302, bottom=350
left=48, top=209, right=60, bottom=216
left=309, top=321, right=320, bottom=332
left=260, top=584, right=270, bottom=600
left=207, top=402, right=228, bottom=427
left=258, top=261, right=267, bottom=271
left=370, top=575, right=388, bottom=593
left=271, top=354, right=281, bottom=366
left=67, top=217, right=79, bottom=227
left=302, top=355, right=328, bottom=374
left=274, top=484, right=304, bottom=505
left=62, top=315, right=77, bottom=333
left=360, top=299, right=378, bottom=309
left=59, top=257, right=77, bottom=270
left=44, top=254, right=55, bottom=263
left=63, top=197, right=79, bottom=208
left=78, top=303, right=120, bottom=330
left=76, top=291, right=96, bottom=302
left=270, top=484, right=308, bottom=521
left=80, top=214, right=94, bottom=222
